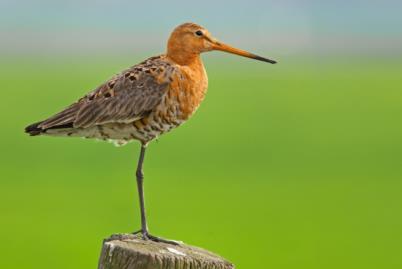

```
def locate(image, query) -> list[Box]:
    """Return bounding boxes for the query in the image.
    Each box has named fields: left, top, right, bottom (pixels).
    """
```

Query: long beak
left=210, top=39, right=277, bottom=64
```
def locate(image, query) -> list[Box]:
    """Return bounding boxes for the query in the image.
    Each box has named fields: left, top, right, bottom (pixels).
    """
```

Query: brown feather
left=29, top=56, right=177, bottom=134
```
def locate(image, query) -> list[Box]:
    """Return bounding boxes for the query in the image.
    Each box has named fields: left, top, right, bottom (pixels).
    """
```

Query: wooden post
left=98, top=234, right=234, bottom=269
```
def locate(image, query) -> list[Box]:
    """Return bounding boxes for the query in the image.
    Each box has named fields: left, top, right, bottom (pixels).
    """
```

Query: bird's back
left=25, top=54, right=208, bottom=145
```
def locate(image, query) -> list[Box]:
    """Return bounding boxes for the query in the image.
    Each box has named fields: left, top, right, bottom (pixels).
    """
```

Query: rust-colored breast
left=128, top=57, right=208, bottom=143
left=165, top=58, right=208, bottom=120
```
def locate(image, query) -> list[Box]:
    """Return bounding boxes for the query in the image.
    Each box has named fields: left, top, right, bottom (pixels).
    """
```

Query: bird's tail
left=25, top=121, right=44, bottom=136
left=25, top=121, right=75, bottom=136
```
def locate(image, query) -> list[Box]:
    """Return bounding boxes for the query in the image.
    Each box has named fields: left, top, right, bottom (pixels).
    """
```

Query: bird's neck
left=165, top=51, right=208, bottom=121
left=166, top=47, right=203, bottom=67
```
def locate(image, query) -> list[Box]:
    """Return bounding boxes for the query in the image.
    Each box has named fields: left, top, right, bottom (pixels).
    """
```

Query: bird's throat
left=166, top=47, right=202, bottom=66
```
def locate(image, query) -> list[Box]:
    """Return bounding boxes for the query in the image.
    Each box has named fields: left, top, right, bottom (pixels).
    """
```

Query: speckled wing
left=37, top=57, right=175, bottom=130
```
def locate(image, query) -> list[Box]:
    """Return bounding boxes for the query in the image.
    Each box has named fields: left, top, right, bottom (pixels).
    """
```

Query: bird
left=25, top=22, right=277, bottom=244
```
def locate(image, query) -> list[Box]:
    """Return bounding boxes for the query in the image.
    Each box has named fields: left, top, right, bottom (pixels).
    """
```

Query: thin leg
left=136, top=144, right=149, bottom=235
left=134, top=143, right=179, bottom=245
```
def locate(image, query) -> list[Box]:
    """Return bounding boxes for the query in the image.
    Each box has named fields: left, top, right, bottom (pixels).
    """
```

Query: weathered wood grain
left=98, top=234, right=234, bottom=269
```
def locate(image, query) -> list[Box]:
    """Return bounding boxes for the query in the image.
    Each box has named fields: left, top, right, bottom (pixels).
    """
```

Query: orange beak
left=210, top=39, right=277, bottom=64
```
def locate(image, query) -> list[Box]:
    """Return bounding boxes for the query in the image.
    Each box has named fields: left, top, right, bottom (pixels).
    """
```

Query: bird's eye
left=195, top=30, right=203, bottom=36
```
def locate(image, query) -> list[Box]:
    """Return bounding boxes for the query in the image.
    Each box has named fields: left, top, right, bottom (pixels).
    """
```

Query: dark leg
left=134, top=143, right=179, bottom=245
left=136, top=144, right=148, bottom=236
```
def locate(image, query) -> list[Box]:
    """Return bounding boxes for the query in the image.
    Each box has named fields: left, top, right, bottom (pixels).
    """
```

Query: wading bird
left=25, top=22, right=276, bottom=244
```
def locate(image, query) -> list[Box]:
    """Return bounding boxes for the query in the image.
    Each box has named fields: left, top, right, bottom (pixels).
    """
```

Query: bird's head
left=167, top=22, right=277, bottom=65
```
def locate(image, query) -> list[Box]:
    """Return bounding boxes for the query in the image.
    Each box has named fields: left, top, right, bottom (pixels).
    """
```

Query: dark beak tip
left=265, top=58, right=277, bottom=64
left=253, top=55, right=277, bottom=64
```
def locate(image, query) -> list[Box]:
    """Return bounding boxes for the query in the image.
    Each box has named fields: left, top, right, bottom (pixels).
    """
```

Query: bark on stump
left=98, top=234, right=235, bottom=269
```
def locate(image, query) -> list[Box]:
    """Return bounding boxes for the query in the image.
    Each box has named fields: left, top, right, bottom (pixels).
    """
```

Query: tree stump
left=98, top=234, right=235, bottom=269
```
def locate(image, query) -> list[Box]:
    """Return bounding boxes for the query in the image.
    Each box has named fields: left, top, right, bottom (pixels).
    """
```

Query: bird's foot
left=144, top=233, right=181, bottom=245
left=132, top=229, right=180, bottom=245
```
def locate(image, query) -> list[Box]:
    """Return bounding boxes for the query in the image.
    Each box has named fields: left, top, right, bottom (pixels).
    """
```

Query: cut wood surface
left=98, top=234, right=235, bottom=269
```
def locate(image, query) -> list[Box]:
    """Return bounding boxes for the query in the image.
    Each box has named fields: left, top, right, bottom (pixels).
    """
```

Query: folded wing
left=28, top=57, right=175, bottom=134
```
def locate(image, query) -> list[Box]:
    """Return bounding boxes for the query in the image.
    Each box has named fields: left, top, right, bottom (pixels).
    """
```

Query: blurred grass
left=0, top=55, right=402, bottom=268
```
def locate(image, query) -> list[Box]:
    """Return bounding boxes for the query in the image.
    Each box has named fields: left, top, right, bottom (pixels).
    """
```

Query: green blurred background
left=1, top=1, right=402, bottom=268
